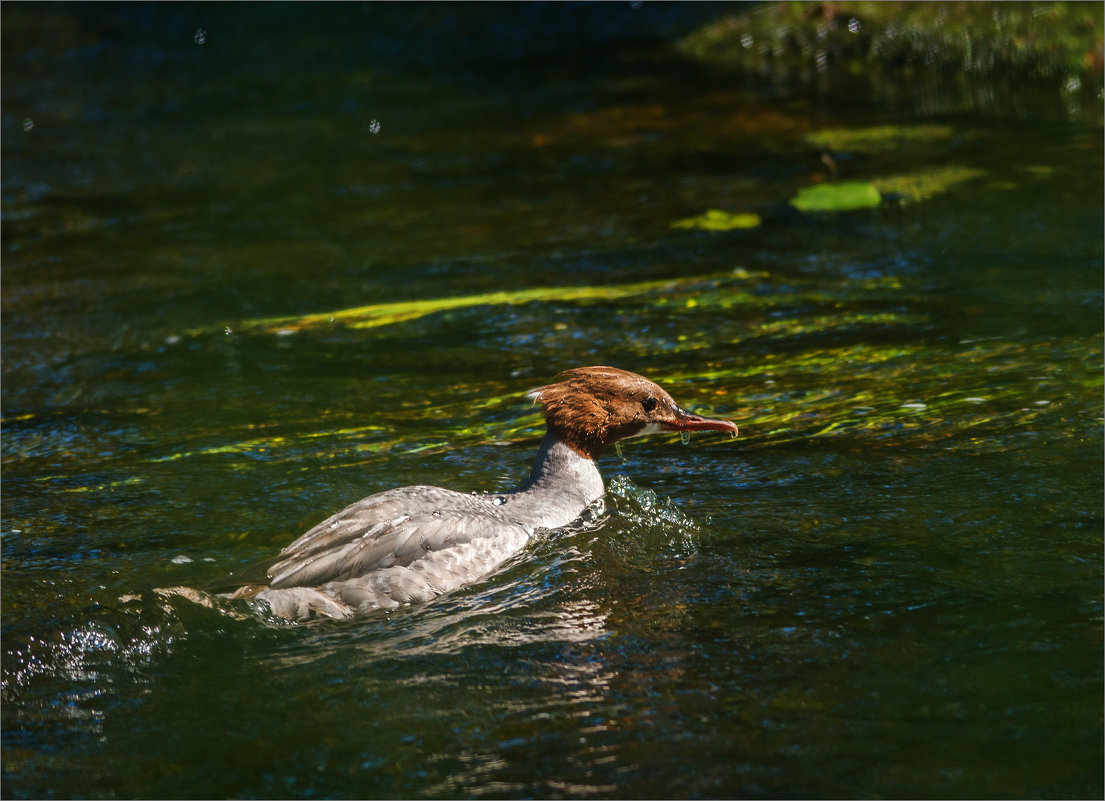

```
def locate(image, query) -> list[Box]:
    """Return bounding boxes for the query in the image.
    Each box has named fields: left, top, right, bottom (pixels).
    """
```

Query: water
left=3, top=5, right=1102, bottom=798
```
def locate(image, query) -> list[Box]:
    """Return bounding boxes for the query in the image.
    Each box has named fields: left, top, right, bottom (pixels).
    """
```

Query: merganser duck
left=185, top=367, right=738, bottom=620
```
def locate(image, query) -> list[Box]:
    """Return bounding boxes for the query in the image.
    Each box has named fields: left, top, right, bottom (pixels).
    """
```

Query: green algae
left=678, top=1, right=1103, bottom=103
left=806, top=125, right=957, bottom=153
left=55, top=258, right=1092, bottom=484
left=872, top=166, right=987, bottom=204
left=789, top=166, right=986, bottom=211
left=217, top=272, right=749, bottom=335
left=790, top=181, right=882, bottom=212
left=671, top=209, right=762, bottom=231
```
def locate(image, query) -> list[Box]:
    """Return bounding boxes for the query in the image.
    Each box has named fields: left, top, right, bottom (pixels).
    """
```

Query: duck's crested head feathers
left=527, top=366, right=738, bottom=460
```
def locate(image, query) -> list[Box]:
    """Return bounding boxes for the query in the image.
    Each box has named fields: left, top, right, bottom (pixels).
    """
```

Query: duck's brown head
left=527, top=366, right=738, bottom=460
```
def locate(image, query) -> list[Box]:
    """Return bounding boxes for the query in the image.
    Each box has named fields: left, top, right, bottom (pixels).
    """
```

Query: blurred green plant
left=672, top=209, right=763, bottom=230
left=790, top=180, right=882, bottom=211
left=805, top=124, right=956, bottom=153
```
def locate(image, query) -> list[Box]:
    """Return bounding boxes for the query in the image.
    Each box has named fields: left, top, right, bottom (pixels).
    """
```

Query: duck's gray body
left=239, top=434, right=604, bottom=619
left=168, top=366, right=738, bottom=621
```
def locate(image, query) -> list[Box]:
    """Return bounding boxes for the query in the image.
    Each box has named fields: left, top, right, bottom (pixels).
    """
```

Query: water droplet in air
left=368, top=119, right=381, bottom=134
left=680, top=431, right=691, bottom=445
left=194, top=28, right=207, bottom=45
left=22, top=118, right=33, bottom=132
left=492, top=496, right=507, bottom=506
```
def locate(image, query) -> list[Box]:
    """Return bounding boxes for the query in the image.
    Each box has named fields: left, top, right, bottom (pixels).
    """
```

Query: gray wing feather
left=267, top=486, right=522, bottom=589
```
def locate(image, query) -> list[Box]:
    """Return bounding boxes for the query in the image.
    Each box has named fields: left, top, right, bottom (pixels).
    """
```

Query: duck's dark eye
left=642, top=397, right=658, bottom=413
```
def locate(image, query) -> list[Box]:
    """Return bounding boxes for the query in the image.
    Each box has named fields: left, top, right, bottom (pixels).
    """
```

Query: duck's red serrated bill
left=663, top=410, right=739, bottom=438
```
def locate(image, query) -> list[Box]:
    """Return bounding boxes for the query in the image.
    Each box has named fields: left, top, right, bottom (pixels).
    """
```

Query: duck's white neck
left=502, top=431, right=605, bottom=531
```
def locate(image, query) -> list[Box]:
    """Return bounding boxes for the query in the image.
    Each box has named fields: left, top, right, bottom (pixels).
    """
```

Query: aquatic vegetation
left=789, top=181, right=882, bottom=212
left=220, top=272, right=745, bottom=335
left=671, top=209, right=762, bottom=231
left=805, top=125, right=957, bottom=153
left=872, top=165, right=987, bottom=204
left=110, top=263, right=1090, bottom=484
left=801, top=127, right=989, bottom=203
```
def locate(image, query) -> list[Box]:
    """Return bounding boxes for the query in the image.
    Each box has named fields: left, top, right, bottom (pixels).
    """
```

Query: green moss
left=678, top=1, right=1102, bottom=105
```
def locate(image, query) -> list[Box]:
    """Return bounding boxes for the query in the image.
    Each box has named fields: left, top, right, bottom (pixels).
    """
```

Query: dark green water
left=2, top=4, right=1102, bottom=798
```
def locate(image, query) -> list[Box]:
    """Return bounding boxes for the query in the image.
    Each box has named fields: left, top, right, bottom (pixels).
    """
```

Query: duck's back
left=236, top=485, right=532, bottom=618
